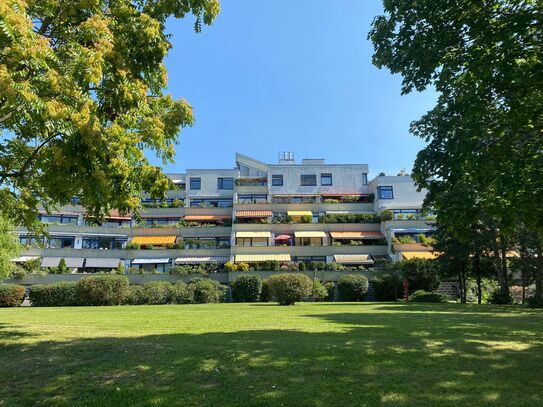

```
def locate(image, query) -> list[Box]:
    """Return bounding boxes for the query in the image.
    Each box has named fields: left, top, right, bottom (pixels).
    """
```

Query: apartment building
left=14, top=153, right=436, bottom=273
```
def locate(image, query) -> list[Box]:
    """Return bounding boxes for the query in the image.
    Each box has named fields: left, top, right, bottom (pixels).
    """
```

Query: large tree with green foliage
left=369, top=0, right=543, bottom=300
left=0, top=214, right=20, bottom=281
left=0, top=0, right=220, bottom=228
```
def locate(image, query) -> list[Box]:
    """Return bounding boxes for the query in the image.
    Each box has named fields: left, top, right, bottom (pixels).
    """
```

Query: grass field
left=1, top=303, right=542, bottom=406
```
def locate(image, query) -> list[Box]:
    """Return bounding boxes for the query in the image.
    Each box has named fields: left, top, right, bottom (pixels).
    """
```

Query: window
left=320, top=173, right=332, bottom=186
left=189, top=177, right=201, bottom=190
left=362, top=173, right=368, bottom=185
left=301, top=174, right=317, bottom=186
left=272, top=174, right=283, bottom=186
left=47, top=237, right=74, bottom=249
left=217, top=177, right=233, bottom=190
left=377, top=186, right=394, bottom=199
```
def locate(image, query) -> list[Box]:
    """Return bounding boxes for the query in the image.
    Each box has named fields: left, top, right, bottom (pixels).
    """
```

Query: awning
left=85, top=258, right=122, bottom=268
left=325, top=210, right=368, bottom=215
left=333, top=254, right=374, bottom=265
left=235, top=254, right=291, bottom=263
left=182, top=232, right=230, bottom=238
left=131, top=258, right=171, bottom=265
left=184, top=215, right=231, bottom=221
left=287, top=211, right=313, bottom=217
left=236, top=210, right=273, bottom=218
left=321, top=193, right=366, bottom=197
left=401, top=251, right=440, bottom=260
left=131, top=236, right=176, bottom=245
left=393, top=228, right=433, bottom=234
left=39, top=210, right=81, bottom=216
left=330, top=231, right=384, bottom=239
left=175, top=256, right=229, bottom=264
left=274, top=234, right=293, bottom=240
left=236, top=231, right=271, bottom=238
left=85, top=210, right=132, bottom=221
left=294, top=231, right=326, bottom=238
left=41, top=257, right=84, bottom=268
left=12, top=256, right=39, bottom=263
left=507, top=251, right=520, bottom=258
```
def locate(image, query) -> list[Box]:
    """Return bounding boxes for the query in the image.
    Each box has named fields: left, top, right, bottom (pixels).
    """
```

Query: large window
left=189, top=177, right=201, bottom=190
left=377, top=186, right=394, bottom=199
left=190, top=198, right=233, bottom=208
left=301, top=174, right=317, bottom=186
left=320, top=173, right=332, bottom=186
left=271, top=174, right=283, bottom=186
left=238, top=194, right=268, bottom=204
left=217, top=177, right=233, bottom=190
left=362, top=173, right=368, bottom=185
left=39, top=214, right=78, bottom=225
left=47, top=237, right=75, bottom=249
left=82, top=237, right=127, bottom=250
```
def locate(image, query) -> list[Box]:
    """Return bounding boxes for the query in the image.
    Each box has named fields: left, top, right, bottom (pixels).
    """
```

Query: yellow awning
left=294, top=231, right=326, bottom=238
left=132, top=236, right=176, bottom=245
left=330, top=231, right=384, bottom=239
left=236, top=231, right=271, bottom=238
left=401, top=251, right=440, bottom=260
left=235, top=254, right=291, bottom=263
left=334, top=254, right=374, bottom=265
left=287, top=211, right=312, bottom=217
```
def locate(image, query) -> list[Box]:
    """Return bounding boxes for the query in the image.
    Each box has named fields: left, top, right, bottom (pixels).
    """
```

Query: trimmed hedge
left=232, top=274, right=262, bottom=302
left=142, top=281, right=173, bottom=305
left=189, top=279, right=225, bottom=304
left=124, top=284, right=147, bottom=305
left=76, top=275, right=129, bottom=306
left=410, top=290, right=448, bottom=303
left=29, top=282, right=78, bottom=306
left=267, top=273, right=312, bottom=305
left=0, top=284, right=25, bottom=307
left=337, top=275, right=369, bottom=301
left=260, top=279, right=270, bottom=302
left=372, top=272, right=403, bottom=301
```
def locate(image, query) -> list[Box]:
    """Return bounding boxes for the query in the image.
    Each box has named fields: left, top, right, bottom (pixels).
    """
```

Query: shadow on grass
left=0, top=307, right=542, bottom=407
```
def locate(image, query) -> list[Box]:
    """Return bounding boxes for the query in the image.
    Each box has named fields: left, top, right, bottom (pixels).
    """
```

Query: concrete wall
left=370, top=176, right=426, bottom=212
left=186, top=169, right=235, bottom=199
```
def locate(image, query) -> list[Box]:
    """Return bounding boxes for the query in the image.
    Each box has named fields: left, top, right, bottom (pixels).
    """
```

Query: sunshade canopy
left=131, top=236, right=176, bottom=245
left=235, top=254, right=291, bottom=262
left=333, top=254, right=374, bottom=265
left=236, top=231, right=271, bottom=238
left=131, top=258, right=171, bottom=264
left=236, top=210, right=273, bottom=218
left=41, top=257, right=84, bottom=268
left=293, top=231, right=326, bottom=238
left=85, top=258, right=121, bottom=268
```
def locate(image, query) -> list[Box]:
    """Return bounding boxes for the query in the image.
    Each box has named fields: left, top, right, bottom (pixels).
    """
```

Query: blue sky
left=157, top=0, right=436, bottom=177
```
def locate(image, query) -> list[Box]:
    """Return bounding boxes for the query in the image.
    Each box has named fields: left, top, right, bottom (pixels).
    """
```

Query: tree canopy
left=0, top=0, right=220, bottom=228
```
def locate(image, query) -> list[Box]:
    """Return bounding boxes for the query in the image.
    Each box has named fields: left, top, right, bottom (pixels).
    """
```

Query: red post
left=403, top=278, right=409, bottom=303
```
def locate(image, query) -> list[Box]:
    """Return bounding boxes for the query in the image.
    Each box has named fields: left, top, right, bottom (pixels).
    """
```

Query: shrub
left=311, top=279, right=328, bottom=301
left=323, top=198, right=339, bottom=203
left=466, top=278, right=499, bottom=304
left=260, top=279, right=270, bottom=302
left=141, top=244, right=154, bottom=250
left=29, top=282, right=78, bottom=306
left=526, top=296, right=543, bottom=308
left=300, top=215, right=312, bottom=223
left=410, top=290, right=448, bottom=303
left=380, top=210, right=393, bottom=221
left=266, top=273, right=312, bottom=305
left=116, top=263, right=124, bottom=275
left=372, top=272, right=403, bottom=301
left=323, top=281, right=335, bottom=301
left=260, top=260, right=280, bottom=271
left=224, top=261, right=238, bottom=272
left=124, top=285, right=147, bottom=305
left=298, top=261, right=306, bottom=271
left=488, top=288, right=513, bottom=304
left=237, top=262, right=250, bottom=272
left=189, top=279, right=225, bottom=303
left=76, top=275, right=129, bottom=306
left=142, top=281, right=173, bottom=304
left=232, top=274, right=262, bottom=302
left=11, top=268, right=26, bottom=280
left=170, top=281, right=194, bottom=304
left=395, top=259, right=440, bottom=292
left=170, top=265, right=190, bottom=275
left=337, top=275, right=369, bottom=301
left=126, top=242, right=140, bottom=250
left=0, top=284, right=25, bottom=307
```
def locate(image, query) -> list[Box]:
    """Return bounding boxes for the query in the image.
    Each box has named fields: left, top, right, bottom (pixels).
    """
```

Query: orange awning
left=330, top=231, right=384, bottom=239
left=401, top=251, right=440, bottom=260
left=184, top=215, right=231, bottom=221
left=132, top=236, right=176, bottom=245
left=236, top=210, right=273, bottom=218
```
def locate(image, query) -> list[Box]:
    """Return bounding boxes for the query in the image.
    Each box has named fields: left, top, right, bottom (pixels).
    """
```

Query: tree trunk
left=458, top=264, right=467, bottom=304
left=477, top=274, right=482, bottom=305
left=536, top=241, right=543, bottom=301
left=474, top=253, right=482, bottom=304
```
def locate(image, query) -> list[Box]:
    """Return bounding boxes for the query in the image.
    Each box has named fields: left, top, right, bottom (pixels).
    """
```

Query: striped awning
left=236, top=231, right=271, bottom=238
left=293, top=231, right=326, bottom=238
left=85, top=258, right=122, bottom=268
left=401, top=251, right=440, bottom=260
left=330, top=231, right=384, bottom=239
left=235, top=254, right=291, bottom=263
left=131, top=236, right=176, bottom=245
left=175, top=256, right=229, bottom=264
left=236, top=210, right=273, bottom=218
left=333, top=254, right=374, bottom=265
left=131, top=258, right=171, bottom=265
left=321, top=193, right=366, bottom=197
left=12, top=256, right=39, bottom=263
left=326, top=210, right=368, bottom=215
left=287, top=211, right=312, bottom=217
left=184, top=215, right=231, bottom=221
left=41, top=257, right=84, bottom=268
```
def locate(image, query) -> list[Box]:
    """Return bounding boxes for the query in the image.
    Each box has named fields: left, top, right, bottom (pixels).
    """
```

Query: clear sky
left=156, top=0, right=437, bottom=178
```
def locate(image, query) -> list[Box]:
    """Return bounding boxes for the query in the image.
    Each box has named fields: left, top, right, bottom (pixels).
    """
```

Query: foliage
left=260, top=279, right=270, bottom=302
left=76, top=275, right=129, bottom=306
left=337, top=275, right=369, bottom=301
left=231, top=274, right=262, bottom=302
left=123, top=285, right=147, bottom=305
left=298, top=261, right=306, bottom=271
left=319, top=214, right=380, bottom=224
left=237, top=262, right=250, bottom=272
left=170, top=281, right=194, bottom=304
left=188, top=279, right=224, bottom=303
left=466, top=278, right=499, bottom=304
left=170, top=265, right=189, bottom=275
left=0, top=284, right=25, bottom=307
left=0, top=215, right=19, bottom=281
left=266, top=273, right=312, bottom=305
left=300, top=215, right=312, bottom=223
left=126, top=242, right=140, bottom=250
left=410, top=290, right=448, bottom=303
left=260, top=260, right=280, bottom=271
left=323, top=198, right=339, bottom=204
left=311, top=279, right=328, bottom=302
left=0, top=0, right=220, bottom=228
left=29, top=282, right=78, bottom=306
left=224, top=261, right=238, bottom=272
left=323, top=281, right=335, bottom=301
left=308, top=261, right=326, bottom=271
left=56, top=258, right=69, bottom=274
left=142, top=281, right=173, bottom=305
left=488, top=288, right=513, bottom=305
left=116, top=262, right=124, bottom=275
left=372, top=272, right=403, bottom=301
left=380, top=210, right=393, bottom=222
left=11, top=268, right=26, bottom=280
left=392, top=259, right=440, bottom=292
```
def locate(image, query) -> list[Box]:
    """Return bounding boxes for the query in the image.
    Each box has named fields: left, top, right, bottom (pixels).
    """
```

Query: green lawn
left=1, top=303, right=542, bottom=406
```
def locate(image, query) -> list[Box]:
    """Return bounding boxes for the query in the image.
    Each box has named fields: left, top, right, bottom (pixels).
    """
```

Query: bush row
left=0, top=284, right=26, bottom=307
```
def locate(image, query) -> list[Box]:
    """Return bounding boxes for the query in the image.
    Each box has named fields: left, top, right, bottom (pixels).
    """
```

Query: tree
left=369, top=1, right=543, bottom=301
left=0, top=0, right=220, bottom=228
left=0, top=214, right=20, bottom=281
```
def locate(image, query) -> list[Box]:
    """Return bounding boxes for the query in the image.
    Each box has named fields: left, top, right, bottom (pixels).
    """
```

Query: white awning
left=293, top=231, right=326, bottom=238
left=236, top=231, right=271, bottom=238
left=333, top=254, right=374, bottom=265
left=41, top=257, right=84, bottom=268
left=175, top=256, right=229, bottom=264
left=85, top=258, right=122, bottom=268
left=131, top=258, right=171, bottom=265
left=12, top=256, right=39, bottom=263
